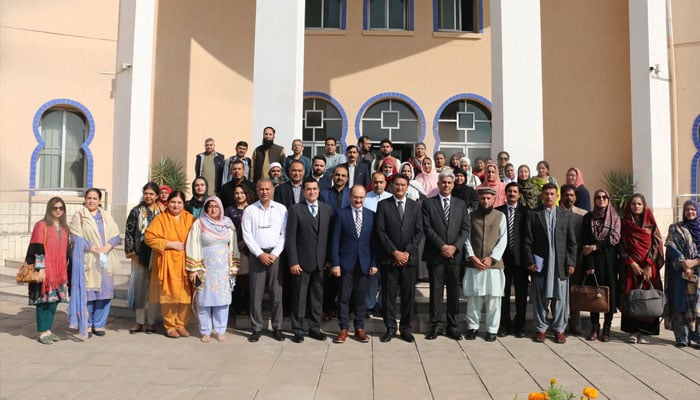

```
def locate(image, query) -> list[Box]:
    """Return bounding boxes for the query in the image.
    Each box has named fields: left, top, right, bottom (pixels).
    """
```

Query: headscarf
left=476, top=163, right=506, bottom=207
left=415, top=157, right=439, bottom=197
left=681, top=199, right=700, bottom=252
left=621, top=196, right=664, bottom=268
left=198, top=196, right=234, bottom=240
left=400, top=161, right=426, bottom=199
left=380, top=157, right=398, bottom=187
left=159, top=185, right=172, bottom=206
left=517, top=165, right=538, bottom=208
left=590, top=189, right=621, bottom=245
left=452, top=167, right=468, bottom=200
left=459, top=157, right=472, bottom=175
left=569, top=167, right=585, bottom=188
left=449, top=152, right=464, bottom=169
left=187, top=177, right=209, bottom=210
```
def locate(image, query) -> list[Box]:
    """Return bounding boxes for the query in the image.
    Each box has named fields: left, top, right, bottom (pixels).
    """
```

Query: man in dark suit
left=310, top=155, right=333, bottom=190
left=285, top=179, right=332, bottom=343
left=375, top=174, right=424, bottom=343
left=194, top=138, right=225, bottom=196
left=422, top=170, right=470, bottom=340
left=274, top=159, right=305, bottom=208
left=496, top=182, right=529, bottom=338
left=330, top=185, right=377, bottom=343
left=523, top=183, right=577, bottom=344
left=218, top=159, right=256, bottom=209
left=342, top=145, right=371, bottom=189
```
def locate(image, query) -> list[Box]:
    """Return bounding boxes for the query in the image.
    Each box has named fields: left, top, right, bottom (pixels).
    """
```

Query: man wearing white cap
left=269, top=162, right=285, bottom=187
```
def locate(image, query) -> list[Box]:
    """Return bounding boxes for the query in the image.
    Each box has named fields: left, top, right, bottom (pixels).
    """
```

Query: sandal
left=166, top=329, right=180, bottom=339
left=145, top=324, right=157, bottom=334
left=47, top=333, right=60, bottom=342
left=214, top=332, right=226, bottom=342
left=201, top=335, right=210, bottom=343
left=38, top=335, right=53, bottom=345
left=129, top=323, right=143, bottom=334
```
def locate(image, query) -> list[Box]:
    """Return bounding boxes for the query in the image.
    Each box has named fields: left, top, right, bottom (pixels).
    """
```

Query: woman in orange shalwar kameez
left=145, top=190, right=195, bottom=338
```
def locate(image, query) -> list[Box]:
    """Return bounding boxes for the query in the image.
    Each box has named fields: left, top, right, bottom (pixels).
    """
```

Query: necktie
left=398, top=200, right=404, bottom=220
left=355, top=209, right=362, bottom=238
left=310, top=204, right=317, bottom=218
left=508, top=206, right=515, bottom=250
left=443, top=197, right=450, bottom=221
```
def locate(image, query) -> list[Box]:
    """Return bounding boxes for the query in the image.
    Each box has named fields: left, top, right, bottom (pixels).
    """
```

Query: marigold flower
left=550, top=378, right=557, bottom=386
left=582, top=387, right=599, bottom=399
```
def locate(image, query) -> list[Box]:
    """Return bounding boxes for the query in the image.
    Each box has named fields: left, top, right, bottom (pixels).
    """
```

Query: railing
left=674, top=193, right=699, bottom=223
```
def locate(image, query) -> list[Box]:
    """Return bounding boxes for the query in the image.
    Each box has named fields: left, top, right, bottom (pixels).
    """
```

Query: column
left=111, top=0, right=157, bottom=226
left=629, top=0, right=672, bottom=211
left=251, top=0, right=305, bottom=150
left=490, top=0, right=544, bottom=168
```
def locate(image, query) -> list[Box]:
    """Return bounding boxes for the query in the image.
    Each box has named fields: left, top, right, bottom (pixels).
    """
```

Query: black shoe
left=291, top=333, right=304, bottom=343
left=465, top=329, right=478, bottom=340
left=400, top=331, right=415, bottom=343
left=92, top=328, right=106, bottom=337
left=425, top=327, right=441, bottom=340
left=514, top=330, right=526, bottom=338
left=485, top=333, right=497, bottom=342
left=497, top=327, right=510, bottom=337
left=272, top=329, right=285, bottom=341
left=446, top=330, right=462, bottom=341
left=380, top=330, right=396, bottom=343
left=308, top=330, right=327, bottom=341
left=248, top=330, right=262, bottom=342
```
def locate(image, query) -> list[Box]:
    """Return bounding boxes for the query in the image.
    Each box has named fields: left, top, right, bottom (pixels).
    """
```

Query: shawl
left=186, top=177, right=209, bottom=217
left=518, top=177, right=539, bottom=209
left=452, top=167, right=468, bottom=200
left=570, top=167, right=585, bottom=188
left=476, top=163, right=506, bottom=207
left=69, top=207, right=120, bottom=291
left=124, top=202, right=161, bottom=267
left=28, top=221, right=68, bottom=296
left=159, top=185, right=172, bottom=206
left=620, top=203, right=664, bottom=270
left=415, top=160, right=439, bottom=197
left=198, top=196, right=234, bottom=240
left=590, top=189, right=621, bottom=245
left=681, top=199, right=700, bottom=252
left=664, top=222, right=699, bottom=318
left=185, top=197, right=240, bottom=273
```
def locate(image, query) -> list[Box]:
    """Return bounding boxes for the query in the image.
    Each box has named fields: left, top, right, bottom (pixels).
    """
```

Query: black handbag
left=625, top=279, right=666, bottom=319
left=570, top=274, right=610, bottom=313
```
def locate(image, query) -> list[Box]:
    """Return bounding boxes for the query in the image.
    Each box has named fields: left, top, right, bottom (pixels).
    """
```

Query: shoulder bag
left=625, top=279, right=665, bottom=320
left=16, top=225, right=48, bottom=284
left=570, top=273, right=610, bottom=313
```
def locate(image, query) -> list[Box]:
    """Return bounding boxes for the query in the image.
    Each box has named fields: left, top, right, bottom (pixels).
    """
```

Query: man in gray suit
left=523, top=183, right=577, bottom=344
left=422, top=171, right=470, bottom=340
left=285, top=179, right=333, bottom=343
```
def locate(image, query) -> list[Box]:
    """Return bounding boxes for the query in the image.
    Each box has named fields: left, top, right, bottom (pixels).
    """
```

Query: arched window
left=302, top=95, right=345, bottom=157
left=359, top=96, right=424, bottom=160
left=38, top=108, right=87, bottom=189
left=435, top=96, right=491, bottom=162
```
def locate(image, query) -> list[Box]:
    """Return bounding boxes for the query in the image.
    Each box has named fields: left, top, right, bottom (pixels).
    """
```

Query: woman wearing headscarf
left=414, top=157, right=440, bottom=197
left=581, top=189, right=621, bottom=342
left=224, top=183, right=256, bottom=315
left=145, top=190, right=196, bottom=339
left=517, top=165, right=538, bottom=209
left=664, top=199, right=700, bottom=347
left=476, top=163, right=506, bottom=207
left=399, top=162, right=426, bottom=201
left=566, top=167, right=591, bottom=212
left=619, top=193, right=665, bottom=344
left=158, top=185, right=172, bottom=209
left=124, top=182, right=162, bottom=334
left=459, top=157, right=481, bottom=188
left=69, top=189, right=121, bottom=339
left=186, top=196, right=240, bottom=342
left=472, top=157, right=486, bottom=182
left=452, top=167, right=478, bottom=212
left=26, top=197, right=70, bottom=344
left=185, top=176, right=209, bottom=218
left=379, top=157, right=398, bottom=190
left=449, top=152, right=464, bottom=170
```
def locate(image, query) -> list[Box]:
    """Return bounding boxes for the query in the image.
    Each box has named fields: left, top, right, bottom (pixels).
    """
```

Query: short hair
left=380, top=139, right=392, bottom=147
left=358, top=135, right=370, bottom=144
left=312, top=155, right=326, bottom=164
left=84, top=188, right=102, bottom=200
left=236, top=141, right=248, bottom=148
left=289, top=159, right=305, bottom=170
left=231, top=159, right=244, bottom=167
left=371, top=171, right=385, bottom=181
left=257, top=178, right=274, bottom=189
left=302, top=177, right=319, bottom=190
left=333, top=165, right=349, bottom=174
left=205, top=138, right=214, bottom=143
left=263, top=126, right=276, bottom=133
left=292, top=139, right=303, bottom=146
left=168, top=190, right=187, bottom=203
left=325, top=137, right=337, bottom=145
left=560, top=184, right=576, bottom=195
left=142, top=182, right=160, bottom=194
left=346, top=144, right=358, bottom=152
left=505, top=182, right=520, bottom=192
left=438, top=170, right=455, bottom=181
left=350, top=184, right=367, bottom=196
left=541, top=182, right=558, bottom=192
left=393, top=173, right=410, bottom=186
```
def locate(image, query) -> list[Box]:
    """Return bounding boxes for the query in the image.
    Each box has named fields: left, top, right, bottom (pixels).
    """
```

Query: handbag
left=625, top=279, right=666, bottom=320
left=16, top=225, right=48, bottom=284
left=570, top=273, right=610, bottom=313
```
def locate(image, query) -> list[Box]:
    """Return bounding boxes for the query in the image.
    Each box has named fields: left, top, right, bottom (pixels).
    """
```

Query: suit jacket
left=342, top=162, right=371, bottom=189
left=330, top=206, right=377, bottom=274
left=195, top=152, right=225, bottom=193
left=523, top=206, right=577, bottom=278
left=274, top=181, right=302, bottom=208
left=319, top=186, right=351, bottom=215
left=285, top=200, right=332, bottom=272
left=422, top=196, right=470, bottom=266
left=375, top=196, right=424, bottom=266
left=217, top=178, right=257, bottom=210
left=496, top=203, right=529, bottom=266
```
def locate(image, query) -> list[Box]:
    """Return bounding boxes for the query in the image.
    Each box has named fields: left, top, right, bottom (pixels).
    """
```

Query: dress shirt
left=308, top=202, right=319, bottom=217
left=364, top=191, right=392, bottom=212
left=347, top=162, right=356, bottom=187
left=242, top=200, right=287, bottom=258
left=292, top=183, right=302, bottom=204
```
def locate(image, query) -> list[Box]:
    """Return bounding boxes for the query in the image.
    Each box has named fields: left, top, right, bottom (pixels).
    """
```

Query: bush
left=602, top=170, right=636, bottom=212
left=150, top=156, right=188, bottom=193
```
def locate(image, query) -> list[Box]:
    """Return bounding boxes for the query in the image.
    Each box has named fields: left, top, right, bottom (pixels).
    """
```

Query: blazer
left=285, top=200, right=332, bottom=272
left=274, top=182, right=302, bottom=208
left=522, top=206, right=577, bottom=278
left=195, top=152, right=225, bottom=193
left=341, top=162, right=371, bottom=189
left=496, top=203, right=529, bottom=266
left=422, top=196, right=470, bottom=266
left=375, top=196, right=424, bottom=266
left=319, top=186, right=351, bottom=215
left=330, top=206, right=377, bottom=274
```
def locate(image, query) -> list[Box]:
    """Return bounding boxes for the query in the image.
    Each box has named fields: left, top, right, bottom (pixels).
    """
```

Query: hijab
left=681, top=199, right=700, bottom=251
left=415, top=157, right=439, bottom=197
left=159, top=185, right=172, bottom=206
left=476, top=163, right=506, bottom=207
left=590, top=189, right=620, bottom=245
left=198, top=196, right=234, bottom=240
left=569, top=167, right=585, bottom=188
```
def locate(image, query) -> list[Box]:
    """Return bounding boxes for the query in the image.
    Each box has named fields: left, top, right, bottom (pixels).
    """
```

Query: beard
left=262, top=139, right=274, bottom=149
left=481, top=205, right=494, bottom=213
left=270, top=176, right=282, bottom=185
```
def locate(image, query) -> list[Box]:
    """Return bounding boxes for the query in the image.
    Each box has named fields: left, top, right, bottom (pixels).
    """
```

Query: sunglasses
left=52, top=206, right=65, bottom=211
left=595, top=195, right=609, bottom=200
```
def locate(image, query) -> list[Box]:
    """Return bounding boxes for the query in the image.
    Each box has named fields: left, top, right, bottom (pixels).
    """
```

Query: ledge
left=432, top=31, right=483, bottom=40
left=305, top=29, right=347, bottom=36
left=362, top=29, right=415, bottom=37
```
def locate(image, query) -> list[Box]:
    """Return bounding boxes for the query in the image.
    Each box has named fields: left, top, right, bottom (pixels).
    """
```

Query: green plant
left=602, top=169, right=636, bottom=212
left=150, top=156, right=188, bottom=193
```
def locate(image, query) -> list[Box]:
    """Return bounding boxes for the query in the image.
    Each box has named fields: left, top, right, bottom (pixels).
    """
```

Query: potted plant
left=150, top=156, right=188, bottom=193
left=602, top=169, right=636, bottom=213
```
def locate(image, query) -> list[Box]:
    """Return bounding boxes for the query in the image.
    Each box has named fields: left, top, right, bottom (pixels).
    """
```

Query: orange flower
left=550, top=378, right=557, bottom=386
left=528, top=392, right=549, bottom=400
left=582, top=387, right=599, bottom=399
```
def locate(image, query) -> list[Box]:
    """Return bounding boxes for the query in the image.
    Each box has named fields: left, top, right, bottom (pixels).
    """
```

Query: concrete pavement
left=1, top=300, right=698, bottom=400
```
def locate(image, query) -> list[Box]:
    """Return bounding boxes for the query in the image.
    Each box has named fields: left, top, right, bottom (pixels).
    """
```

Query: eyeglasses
left=595, top=195, right=609, bottom=200
left=206, top=204, right=220, bottom=209
left=52, top=206, right=65, bottom=211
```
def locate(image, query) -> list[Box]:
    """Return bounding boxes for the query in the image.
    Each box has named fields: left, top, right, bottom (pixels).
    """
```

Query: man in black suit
left=285, top=179, right=332, bottom=343
left=310, top=155, right=333, bottom=190
left=375, top=174, right=424, bottom=343
left=342, top=145, right=371, bottom=189
left=218, top=159, right=256, bottom=209
left=523, top=183, right=577, bottom=344
left=422, top=171, right=470, bottom=340
left=274, top=160, right=305, bottom=208
left=496, top=182, right=529, bottom=338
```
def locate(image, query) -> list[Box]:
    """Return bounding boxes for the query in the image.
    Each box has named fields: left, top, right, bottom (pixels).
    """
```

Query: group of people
left=24, top=128, right=699, bottom=349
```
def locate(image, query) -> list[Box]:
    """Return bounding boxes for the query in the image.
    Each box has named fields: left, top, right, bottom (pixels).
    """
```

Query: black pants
left=290, top=267, right=324, bottom=335
left=323, top=271, right=338, bottom=314
left=428, top=262, right=461, bottom=331
left=500, top=252, right=529, bottom=332
left=381, top=264, right=416, bottom=332
left=338, top=265, right=369, bottom=330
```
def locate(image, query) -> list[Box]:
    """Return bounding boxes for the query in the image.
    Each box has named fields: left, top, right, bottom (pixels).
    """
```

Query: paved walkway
left=0, top=300, right=698, bottom=400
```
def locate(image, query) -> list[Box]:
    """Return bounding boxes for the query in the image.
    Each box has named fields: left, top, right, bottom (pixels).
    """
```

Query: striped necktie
left=397, top=200, right=404, bottom=220
left=443, top=197, right=450, bottom=222
left=355, top=208, right=362, bottom=238
left=508, top=206, right=515, bottom=250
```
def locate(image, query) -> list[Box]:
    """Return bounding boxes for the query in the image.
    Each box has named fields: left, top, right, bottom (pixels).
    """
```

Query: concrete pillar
left=110, top=0, right=157, bottom=227
left=628, top=0, right=672, bottom=213
left=490, top=0, right=544, bottom=168
left=251, top=0, right=305, bottom=151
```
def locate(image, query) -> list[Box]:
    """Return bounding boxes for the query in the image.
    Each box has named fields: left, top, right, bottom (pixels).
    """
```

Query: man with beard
left=268, top=162, right=285, bottom=187
left=251, top=126, right=286, bottom=183
left=358, top=135, right=377, bottom=173
left=222, top=140, right=252, bottom=185
left=218, top=159, right=256, bottom=209
left=559, top=183, right=586, bottom=336
left=310, top=155, right=332, bottom=190
left=372, top=139, right=401, bottom=173
left=341, top=145, right=370, bottom=189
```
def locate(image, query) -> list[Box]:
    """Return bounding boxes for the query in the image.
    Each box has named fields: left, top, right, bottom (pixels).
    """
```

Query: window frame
left=302, top=92, right=348, bottom=158
left=433, top=0, right=483, bottom=34
left=305, top=0, right=347, bottom=30
left=364, top=0, right=414, bottom=31
left=433, top=94, right=492, bottom=160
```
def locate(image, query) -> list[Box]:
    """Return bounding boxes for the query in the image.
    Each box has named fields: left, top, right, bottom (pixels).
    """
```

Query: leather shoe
left=400, top=331, right=415, bottom=343
left=533, top=331, right=546, bottom=343
left=554, top=332, right=567, bottom=344
left=248, top=330, right=262, bottom=342
left=514, top=330, right=526, bottom=338
left=272, top=329, right=286, bottom=341
left=129, top=324, right=143, bottom=334
left=335, top=329, right=348, bottom=343
left=322, top=311, right=335, bottom=321
left=425, top=328, right=441, bottom=340
left=380, top=330, right=395, bottom=343
left=92, top=328, right=106, bottom=337
left=446, top=329, right=462, bottom=341
left=485, top=333, right=497, bottom=342
left=291, top=333, right=304, bottom=343
left=465, top=329, right=478, bottom=340
left=497, top=328, right=510, bottom=338
left=355, top=328, right=369, bottom=343
left=308, top=330, right=327, bottom=341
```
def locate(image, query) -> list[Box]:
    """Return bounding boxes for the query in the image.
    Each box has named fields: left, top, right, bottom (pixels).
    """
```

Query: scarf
left=620, top=202, right=664, bottom=269
left=400, top=162, right=427, bottom=197
left=415, top=158, right=439, bottom=197
left=159, top=185, right=172, bottom=206
left=590, top=189, right=621, bottom=245
left=69, top=206, right=120, bottom=291
left=681, top=199, right=700, bottom=252
left=570, top=167, right=585, bottom=188
left=477, top=163, right=506, bottom=206
left=198, top=196, right=234, bottom=240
